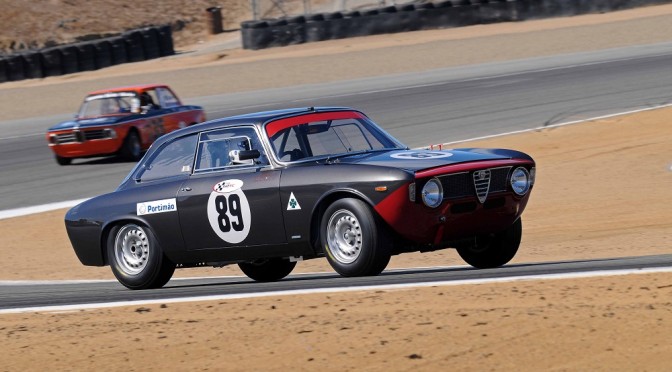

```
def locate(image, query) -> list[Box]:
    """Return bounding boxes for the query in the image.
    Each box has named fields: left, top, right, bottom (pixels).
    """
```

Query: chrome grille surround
left=472, top=169, right=491, bottom=203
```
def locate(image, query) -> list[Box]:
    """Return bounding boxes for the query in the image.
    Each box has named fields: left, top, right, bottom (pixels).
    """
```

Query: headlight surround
left=421, top=178, right=443, bottom=208
left=510, top=167, right=531, bottom=195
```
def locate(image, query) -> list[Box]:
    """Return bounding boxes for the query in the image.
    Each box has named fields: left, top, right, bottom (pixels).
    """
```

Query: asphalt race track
left=1, top=255, right=671, bottom=312
left=1, top=42, right=671, bottom=211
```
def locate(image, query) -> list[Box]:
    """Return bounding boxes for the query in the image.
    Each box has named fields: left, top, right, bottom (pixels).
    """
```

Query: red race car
left=46, top=84, right=206, bottom=165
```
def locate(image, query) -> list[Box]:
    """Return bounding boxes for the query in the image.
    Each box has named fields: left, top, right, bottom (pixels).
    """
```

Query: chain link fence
left=246, top=0, right=421, bottom=20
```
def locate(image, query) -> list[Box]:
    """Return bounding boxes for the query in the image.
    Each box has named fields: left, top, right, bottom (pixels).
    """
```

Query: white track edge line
left=2, top=267, right=671, bottom=314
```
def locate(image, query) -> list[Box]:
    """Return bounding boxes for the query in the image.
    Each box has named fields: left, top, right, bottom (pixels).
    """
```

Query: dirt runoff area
left=2, top=6, right=672, bottom=371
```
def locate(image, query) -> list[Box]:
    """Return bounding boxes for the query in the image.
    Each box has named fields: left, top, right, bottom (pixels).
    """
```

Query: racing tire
left=55, top=155, right=72, bottom=166
left=119, top=131, right=142, bottom=161
left=457, top=218, right=522, bottom=269
left=238, top=258, right=297, bottom=282
left=107, top=223, right=176, bottom=290
left=321, top=198, right=391, bottom=277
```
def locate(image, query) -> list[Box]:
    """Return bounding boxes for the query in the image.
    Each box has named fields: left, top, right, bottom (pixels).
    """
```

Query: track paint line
left=0, top=198, right=90, bottom=220
left=425, top=103, right=672, bottom=148
left=0, top=266, right=463, bottom=286
left=0, top=133, right=44, bottom=141
left=3, top=103, right=672, bottom=219
left=1, top=267, right=670, bottom=314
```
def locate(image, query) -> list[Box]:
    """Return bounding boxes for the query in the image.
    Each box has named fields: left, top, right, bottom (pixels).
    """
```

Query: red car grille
left=437, top=166, right=511, bottom=200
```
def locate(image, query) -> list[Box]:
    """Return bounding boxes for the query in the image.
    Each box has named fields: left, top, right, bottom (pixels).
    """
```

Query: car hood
left=336, top=149, right=510, bottom=172
left=48, top=115, right=135, bottom=131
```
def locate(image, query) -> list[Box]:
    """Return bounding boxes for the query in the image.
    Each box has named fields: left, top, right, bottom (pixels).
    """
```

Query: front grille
left=437, top=166, right=512, bottom=202
left=55, top=133, right=78, bottom=144
left=489, top=167, right=511, bottom=192
left=83, top=129, right=107, bottom=140
left=473, top=169, right=491, bottom=203
left=438, top=172, right=471, bottom=199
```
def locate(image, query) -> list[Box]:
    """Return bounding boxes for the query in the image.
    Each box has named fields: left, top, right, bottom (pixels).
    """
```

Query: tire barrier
left=108, top=36, right=128, bottom=65
left=40, top=47, right=64, bottom=77
left=157, top=25, right=175, bottom=57
left=93, top=40, right=113, bottom=69
left=242, top=0, right=672, bottom=50
left=5, top=55, right=26, bottom=81
left=123, top=30, right=145, bottom=63
left=0, top=58, right=7, bottom=83
left=0, top=25, right=174, bottom=84
left=75, top=42, right=97, bottom=71
left=21, top=52, right=44, bottom=79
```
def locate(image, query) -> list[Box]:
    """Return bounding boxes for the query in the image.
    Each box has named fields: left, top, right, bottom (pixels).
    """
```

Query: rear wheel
left=238, top=258, right=296, bottom=282
left=118, top=130, right=142, bottom=161
left=55, top=155, right=72, bottom=165
left=321, top=198, right=391, bottom=277
left=457, top=218, right=522, bottom=269
left=108, top=223, right=175, bottom=289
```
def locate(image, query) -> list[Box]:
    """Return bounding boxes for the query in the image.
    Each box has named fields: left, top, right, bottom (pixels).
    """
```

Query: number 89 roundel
left=206, top=179, right=251, bottom=244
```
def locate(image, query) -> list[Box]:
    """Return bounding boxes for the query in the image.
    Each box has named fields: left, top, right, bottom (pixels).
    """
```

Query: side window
left=139, top=134, right=198, bottom=182
left=195, top=127, right=269, bottom=172
left=157, top=87, right=180, bottom=108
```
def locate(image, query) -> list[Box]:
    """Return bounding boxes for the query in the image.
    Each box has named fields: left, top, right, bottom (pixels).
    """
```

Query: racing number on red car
left=207, top=180, right=251, bottom=244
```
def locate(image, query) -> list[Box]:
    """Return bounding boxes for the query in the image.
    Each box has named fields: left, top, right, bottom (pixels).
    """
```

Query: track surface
left=1, top=255, right=671, bottom=312
left=1, top=42, right=671, bottom=210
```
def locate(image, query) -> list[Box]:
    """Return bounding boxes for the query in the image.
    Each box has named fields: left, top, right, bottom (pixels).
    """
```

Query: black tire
left=238, top=258, right=297, bottom=282
left=457, top=218, right=522, bottom=269
left=320, top=198, right=391, bottom=277
left=118, top=130, right=142, bottom=161
left=55, top=155, right=72, bottom=166
left=107, top=223, right=175, bottom=290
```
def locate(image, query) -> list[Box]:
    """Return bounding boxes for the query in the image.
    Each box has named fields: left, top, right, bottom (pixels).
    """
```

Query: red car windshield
left=78, top=92, right=136, bottom=118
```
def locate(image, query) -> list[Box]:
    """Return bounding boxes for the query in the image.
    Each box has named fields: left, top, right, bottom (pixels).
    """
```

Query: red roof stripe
left=265, top=111, right=365, bottom=137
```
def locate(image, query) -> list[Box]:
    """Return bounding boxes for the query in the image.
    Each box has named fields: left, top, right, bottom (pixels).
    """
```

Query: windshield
left=78, top=92, right=136, bottom=118
left=267, top=114, right=404, bottom=162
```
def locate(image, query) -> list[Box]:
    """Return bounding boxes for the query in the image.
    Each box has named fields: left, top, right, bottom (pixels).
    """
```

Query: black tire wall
left=0, top=25, right=174, bottom=83
left=241, top=0, right=672, bottom=50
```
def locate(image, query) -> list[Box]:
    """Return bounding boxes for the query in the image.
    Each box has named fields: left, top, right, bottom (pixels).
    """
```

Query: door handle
left=180, top=187, right=192, bottom=192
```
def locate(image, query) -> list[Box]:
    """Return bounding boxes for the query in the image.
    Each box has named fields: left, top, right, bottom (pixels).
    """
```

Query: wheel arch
left=309, top=188, right=377, bottom=255
left=100, top=217, right=151, bottom=266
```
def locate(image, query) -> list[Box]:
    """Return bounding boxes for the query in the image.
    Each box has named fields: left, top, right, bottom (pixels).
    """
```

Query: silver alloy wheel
left=326, top=209, right=363, bottom=264
left=114, top=224, right=150, bottom=275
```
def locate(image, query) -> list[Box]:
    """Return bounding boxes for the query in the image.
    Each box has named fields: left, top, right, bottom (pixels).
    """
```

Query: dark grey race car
left=65, top=107, right=535, bottom=289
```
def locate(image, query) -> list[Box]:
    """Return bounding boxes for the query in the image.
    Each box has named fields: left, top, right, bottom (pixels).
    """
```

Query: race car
left=46, top=84, right=206, bottom=165
left=65, top=107, right=536, bottom=289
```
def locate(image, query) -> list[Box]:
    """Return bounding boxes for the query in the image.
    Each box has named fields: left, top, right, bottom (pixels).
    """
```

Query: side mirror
left=229, top=149, right=260, bottom=164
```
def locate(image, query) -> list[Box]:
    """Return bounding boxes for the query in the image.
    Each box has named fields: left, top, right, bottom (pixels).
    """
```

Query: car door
left=176, top=125, right=286, bottom=250
left=155, top=87, right=186, bottom=132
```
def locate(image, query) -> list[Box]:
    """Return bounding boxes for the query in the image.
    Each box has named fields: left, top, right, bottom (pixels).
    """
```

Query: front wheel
left=321, top=198, right=391, bottom=277
left=108, top=223, right=175, bottom=289
left=238, top=258, right=296, bottom=282
left=457, top=218, right=522, bottom=269
left=118, top=131, right=142, bottom=161
left=55, top=155, right=72, bottom=165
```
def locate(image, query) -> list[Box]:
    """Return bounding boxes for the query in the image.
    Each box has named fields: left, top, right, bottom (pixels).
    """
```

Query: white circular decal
left=390, top=151, right=453, bottom=160
left=207, top=179, right=251, bottom=244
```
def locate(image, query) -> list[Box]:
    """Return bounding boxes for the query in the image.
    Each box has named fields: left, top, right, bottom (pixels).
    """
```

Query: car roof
left=86, top=84, right=169, bottom=95
left=152, top=106, right=363, bottom=147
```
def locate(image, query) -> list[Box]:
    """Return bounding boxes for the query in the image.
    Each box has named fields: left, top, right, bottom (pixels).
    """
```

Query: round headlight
left=421, top=178, right=443, bottom=208
left=510, top=167, right=531, bottom=195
